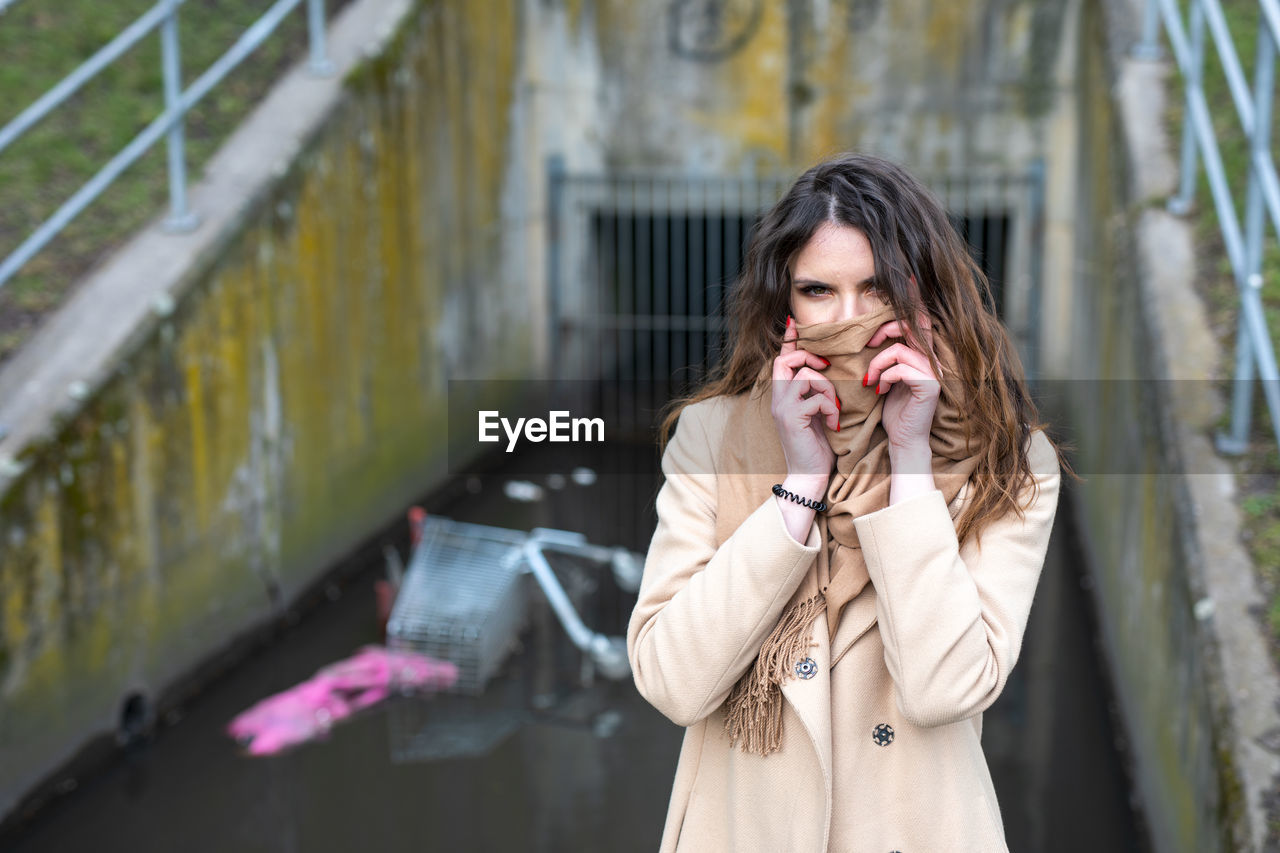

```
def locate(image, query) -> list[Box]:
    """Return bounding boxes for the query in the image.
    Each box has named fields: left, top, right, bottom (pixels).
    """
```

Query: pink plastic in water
left=226, top=644, right=458, bottom=756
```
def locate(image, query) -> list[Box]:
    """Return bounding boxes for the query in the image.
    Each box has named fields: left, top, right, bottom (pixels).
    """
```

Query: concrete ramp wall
left=0, top=0, right=531, bottom=822
left=6, top=1, right=1268, bottom=849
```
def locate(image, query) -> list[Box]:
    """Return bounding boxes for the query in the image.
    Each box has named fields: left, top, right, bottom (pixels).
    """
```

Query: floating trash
left=226, top=645, right=457, bottom=756
left=1193, top=597, right=1215, bottom=621
left=503, top=480, right=544, bottom=502
left=388, top=516, right=643, bottom=695
left=593, top=709, right=624, bottom=738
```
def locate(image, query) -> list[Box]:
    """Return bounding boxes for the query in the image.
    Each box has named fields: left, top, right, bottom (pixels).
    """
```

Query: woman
left=626, top=153, right=1069, bottom=852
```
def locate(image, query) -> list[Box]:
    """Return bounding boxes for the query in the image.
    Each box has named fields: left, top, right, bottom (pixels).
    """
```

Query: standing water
left=0, top=441, right=1149, bottom=851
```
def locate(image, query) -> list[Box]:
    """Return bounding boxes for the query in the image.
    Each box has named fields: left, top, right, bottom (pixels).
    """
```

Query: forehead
left=792, top=222, right=875, bottom=278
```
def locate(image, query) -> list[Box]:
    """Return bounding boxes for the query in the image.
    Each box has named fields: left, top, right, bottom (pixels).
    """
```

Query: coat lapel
left=830, top=583, right=879, bottom=668
left=776, top=588, right=882, bottom=781
left=825, top=483, right=967, bottom=668
left=771, top=487, right=964, bottom=814
left=779, top=609, right=833, bottom=790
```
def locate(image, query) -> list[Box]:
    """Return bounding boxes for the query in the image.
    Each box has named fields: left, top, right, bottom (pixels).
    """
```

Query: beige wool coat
left=627, top=394, right=1062, bottom=852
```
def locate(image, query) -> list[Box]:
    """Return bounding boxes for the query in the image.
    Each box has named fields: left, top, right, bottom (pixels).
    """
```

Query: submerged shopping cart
left=384, top=512, right=645, bottom=762
left=386, top=513, right=644, bottom=696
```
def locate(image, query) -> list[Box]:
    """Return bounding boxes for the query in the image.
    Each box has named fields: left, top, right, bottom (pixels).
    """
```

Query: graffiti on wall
left=844, top=0, right=882, bottom=32
left=668, top=0, right=763, bottom=61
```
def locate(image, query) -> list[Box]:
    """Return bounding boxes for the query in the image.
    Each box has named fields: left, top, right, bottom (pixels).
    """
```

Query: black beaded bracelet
left=772, top=483, right=828, bottom=513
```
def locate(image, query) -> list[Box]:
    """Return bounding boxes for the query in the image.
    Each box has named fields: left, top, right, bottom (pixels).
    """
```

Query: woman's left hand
left=863, top=313, right=941, bottom=452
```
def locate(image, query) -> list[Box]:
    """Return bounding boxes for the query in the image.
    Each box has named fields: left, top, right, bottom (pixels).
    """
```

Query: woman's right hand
left=772, top=315, right=840, bottom=481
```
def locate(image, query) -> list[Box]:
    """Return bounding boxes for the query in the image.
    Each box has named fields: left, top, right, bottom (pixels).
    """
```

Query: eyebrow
left=792, top=276, right=877, bottom=288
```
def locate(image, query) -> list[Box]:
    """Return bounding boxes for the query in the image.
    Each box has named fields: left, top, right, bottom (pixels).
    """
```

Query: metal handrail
left=0, top=0, right=333, bottom=289
left=1136, top=0, right=1280, bottom=455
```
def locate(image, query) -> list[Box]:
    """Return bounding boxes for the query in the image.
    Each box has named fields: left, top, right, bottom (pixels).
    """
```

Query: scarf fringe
left=722, top=589, right=827, bottom=756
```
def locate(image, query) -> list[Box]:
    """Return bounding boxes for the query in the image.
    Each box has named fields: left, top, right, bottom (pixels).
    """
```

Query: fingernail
left=861, top=372, right=868, bottom=387
left=787, top=315, right=793, bottom=328
left=876, top=383, right=882, bottom=394
left=836, top=422, right=841, bottom=432
left=820, top=357, right=830, bottom=367
left=835, top=395, right=842, bottom=409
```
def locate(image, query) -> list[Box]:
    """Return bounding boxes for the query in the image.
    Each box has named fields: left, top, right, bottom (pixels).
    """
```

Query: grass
left=0, top=0, right=352, bottom=366
left=1163, top=0, right=1280, bottom=658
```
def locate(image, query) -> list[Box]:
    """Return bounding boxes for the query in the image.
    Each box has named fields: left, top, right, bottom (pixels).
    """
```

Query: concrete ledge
left=0, top=0, right=413, bottom=494
left=1113, top=2, right=1280, bottom=848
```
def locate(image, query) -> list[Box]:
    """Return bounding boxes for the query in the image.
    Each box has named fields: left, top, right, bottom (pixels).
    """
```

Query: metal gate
left=547, top=160, right=1045, bottom=438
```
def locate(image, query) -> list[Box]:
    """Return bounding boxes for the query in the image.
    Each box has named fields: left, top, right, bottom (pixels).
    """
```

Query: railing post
left=1218, top=22, right=1277, bottom=454
left=1169, top=0, right=1205, bottom=215
left=1026, top=158, right=1046, bottom=385
left=160, top=0, right=198, bottom=232
left=1134, top=0, right=1162, bottom=60
left=547, top=154, right=566, bottom=379
left=306, top=0, right=335, bottom=76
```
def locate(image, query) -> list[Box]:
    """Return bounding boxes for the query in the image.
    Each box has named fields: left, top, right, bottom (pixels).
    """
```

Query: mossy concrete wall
left=0, top=0, right=1082, bottom=828
left=553, top=0, right=1066, bottom=175
left=1070, top=11, right=1224, bottom=845
left=0, top=0, right=530, bottom=823
left=1055, top=0, right=1280, bottom=849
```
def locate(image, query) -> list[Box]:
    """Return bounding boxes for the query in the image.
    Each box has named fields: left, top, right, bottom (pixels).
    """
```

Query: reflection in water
left=1, top=445, right=1148, bottom=852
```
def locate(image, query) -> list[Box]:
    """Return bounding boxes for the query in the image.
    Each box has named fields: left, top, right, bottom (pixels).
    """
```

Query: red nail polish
left=820, top=357, right=830, bottom=367
left=876, top=383, right=882, bottom=394
left=836, top=395, right=842, bottom=409
left=836, top=422, right=841, bottom=432
left=787, top=315, right=793, bottom=328
left=862, top=372, right=868, bottom=387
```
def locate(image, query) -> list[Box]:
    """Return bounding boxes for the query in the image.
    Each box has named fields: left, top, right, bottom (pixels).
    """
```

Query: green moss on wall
left=0, top=0, right=530, bottom=814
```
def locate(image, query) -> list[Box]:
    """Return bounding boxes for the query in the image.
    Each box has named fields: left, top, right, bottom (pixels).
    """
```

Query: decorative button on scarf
left=872, top=722, right=895, bottom=746
left=794, top=657, right=818, bottom=679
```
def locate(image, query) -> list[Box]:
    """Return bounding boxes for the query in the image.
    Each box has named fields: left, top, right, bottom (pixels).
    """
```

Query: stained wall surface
left=7, top=0, right=1185, bottom=836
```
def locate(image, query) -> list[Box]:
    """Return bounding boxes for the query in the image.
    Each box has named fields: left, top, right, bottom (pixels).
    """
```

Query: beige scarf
left=713, top=303, right=982, bottom=755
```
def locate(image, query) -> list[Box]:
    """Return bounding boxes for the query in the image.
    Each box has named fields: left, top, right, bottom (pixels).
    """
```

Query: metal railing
left=1135, top=0, right=1280, bottom=455
left=0, top=0, right=334, bottom=289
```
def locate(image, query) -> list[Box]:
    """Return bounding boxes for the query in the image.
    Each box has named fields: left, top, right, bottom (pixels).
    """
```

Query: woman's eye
left=800, top=285, right=829, bottom=296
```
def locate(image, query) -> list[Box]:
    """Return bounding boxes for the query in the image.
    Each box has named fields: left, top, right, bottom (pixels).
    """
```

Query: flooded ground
left=0, top=440, right=1150, bottom=852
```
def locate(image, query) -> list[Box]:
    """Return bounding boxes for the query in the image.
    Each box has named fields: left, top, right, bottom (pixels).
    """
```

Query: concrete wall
left=1051, top=0, right=1280, bottom=849
left=0, top=0, right=531, bottom=822
left=1067, top=7, right=1225, bottom=846
left=566, top=0, right=1066, bottom=176
left=19, top=0, right=1242, bottom=838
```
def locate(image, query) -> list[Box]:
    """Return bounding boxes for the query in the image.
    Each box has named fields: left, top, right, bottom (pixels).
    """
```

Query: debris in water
left=503, top=480, right=544, bottom=502
left=1193, top=597, right=1214, bottom=621
left=593, top=709, right=623, bottom=738
left=226, top=645, right=458, bottom=756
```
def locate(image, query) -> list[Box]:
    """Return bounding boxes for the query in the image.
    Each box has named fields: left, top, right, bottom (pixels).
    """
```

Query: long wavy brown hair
left=657, top=152, right=1072, bottom=545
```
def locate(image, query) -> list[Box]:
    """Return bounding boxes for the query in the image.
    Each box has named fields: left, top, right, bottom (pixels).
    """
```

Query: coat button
left=794, top=657, right=817, bottom=679
left=872, top=722, right=895, bottom=746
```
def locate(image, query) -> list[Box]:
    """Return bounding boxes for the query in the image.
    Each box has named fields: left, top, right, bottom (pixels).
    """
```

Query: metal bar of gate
left=547, top=171, right=1041, bottom=432
left=1137, top=0, right=1280, bottom=455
